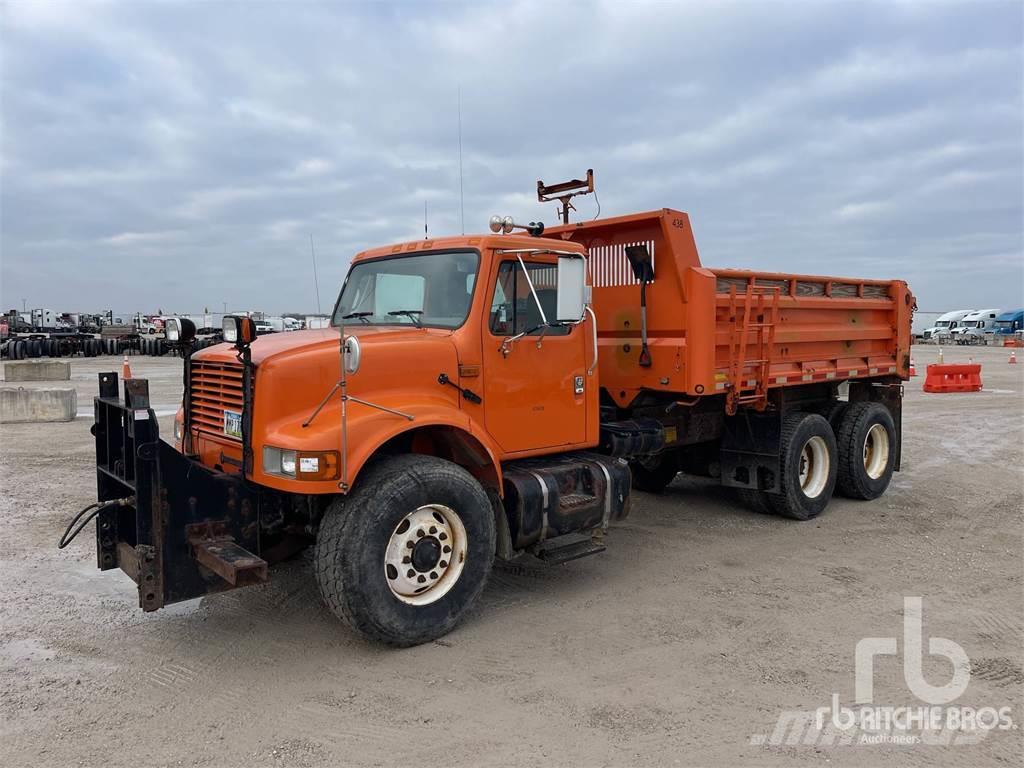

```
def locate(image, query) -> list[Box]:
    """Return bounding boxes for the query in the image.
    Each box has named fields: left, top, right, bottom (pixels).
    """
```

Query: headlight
left=166, top=317, right=196, bottom=344
left=262, top=446, right=338, bottom=480
left=263, top=446, right=297, bottom=477
left=222, top=316, right=238, bottom=343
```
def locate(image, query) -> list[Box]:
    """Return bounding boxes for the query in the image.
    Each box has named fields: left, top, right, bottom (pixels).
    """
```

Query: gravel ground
left=1, top=344, right=1021, bottom=767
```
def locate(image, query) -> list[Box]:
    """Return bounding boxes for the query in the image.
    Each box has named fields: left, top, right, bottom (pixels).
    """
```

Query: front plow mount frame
left=92, top=372, right=268, bottom=611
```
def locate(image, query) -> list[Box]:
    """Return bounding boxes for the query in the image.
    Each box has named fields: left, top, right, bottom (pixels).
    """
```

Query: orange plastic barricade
left=923, top=363, right=982, bottom=393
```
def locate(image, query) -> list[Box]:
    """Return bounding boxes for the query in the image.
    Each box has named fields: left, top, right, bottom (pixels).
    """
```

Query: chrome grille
left=189, top=360, right=245, bottom=439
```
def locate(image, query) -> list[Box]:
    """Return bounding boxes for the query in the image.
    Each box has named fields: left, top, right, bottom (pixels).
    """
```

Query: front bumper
left=93, top=372, right=268, bottom=611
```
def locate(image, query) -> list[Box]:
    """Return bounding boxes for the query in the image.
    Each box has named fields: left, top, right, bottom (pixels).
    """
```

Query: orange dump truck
left=78, top=207, right=912, bottom=645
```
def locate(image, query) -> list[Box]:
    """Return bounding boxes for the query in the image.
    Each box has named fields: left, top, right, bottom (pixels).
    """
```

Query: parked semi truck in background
left=993, top=309, right=1023, bottom=337
left=921, top=309, right=973, bottom=341
left=82, top=205, right=913, bottom=646
left=952, top=308, right=1003, bottom=344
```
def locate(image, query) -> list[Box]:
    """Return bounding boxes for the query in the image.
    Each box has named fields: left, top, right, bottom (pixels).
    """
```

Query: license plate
left=223, top=410, right=242, bottom=439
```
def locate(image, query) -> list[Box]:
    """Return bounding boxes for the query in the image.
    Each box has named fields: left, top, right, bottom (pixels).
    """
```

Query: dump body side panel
left=547, top=210, right=913, bottom=409
left=709, top=269, right=912, bottom=403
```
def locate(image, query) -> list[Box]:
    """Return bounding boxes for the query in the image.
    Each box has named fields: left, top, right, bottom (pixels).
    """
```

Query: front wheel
left=766, top=412, right=838, bottom=520
left=314, top=455, right=495, bottom=647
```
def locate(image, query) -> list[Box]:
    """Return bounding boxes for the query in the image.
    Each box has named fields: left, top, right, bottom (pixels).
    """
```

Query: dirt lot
left=1, top=345, right=1021, bottom=767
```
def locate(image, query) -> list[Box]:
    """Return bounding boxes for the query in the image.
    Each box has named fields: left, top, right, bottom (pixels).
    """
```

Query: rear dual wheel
left=765, top=412, right=838, bottom=520
left=745, top=404, right=896, bottom=518
left=835, top=402, right=896, bottom=500
left=314, top=455, right=495, bottom=646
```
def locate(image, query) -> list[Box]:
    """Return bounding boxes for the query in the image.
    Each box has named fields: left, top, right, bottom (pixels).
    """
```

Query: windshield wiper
left=341, top=311, right=372, bottom=324
left=387, top=310, right=423, bottom=328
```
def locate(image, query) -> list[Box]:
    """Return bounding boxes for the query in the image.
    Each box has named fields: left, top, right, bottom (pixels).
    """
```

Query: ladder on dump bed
left=725, top=284, right=780, bottom=416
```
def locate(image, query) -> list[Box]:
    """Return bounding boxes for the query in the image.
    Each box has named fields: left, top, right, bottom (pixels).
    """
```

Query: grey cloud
left=1, top=0, right=1021, bottom=316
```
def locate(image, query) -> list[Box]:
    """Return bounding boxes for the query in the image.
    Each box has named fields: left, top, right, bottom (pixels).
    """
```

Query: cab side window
left=489, top=261, right=570, bottom=336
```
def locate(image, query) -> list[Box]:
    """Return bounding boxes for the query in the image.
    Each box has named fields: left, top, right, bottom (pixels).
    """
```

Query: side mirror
left=164, top=317, right=197, bottom=344
left=343, top=334, right=361, bottom=374
left=556, top=255, right=587, bottom=323
left=223, top=315, right=257, bottom=347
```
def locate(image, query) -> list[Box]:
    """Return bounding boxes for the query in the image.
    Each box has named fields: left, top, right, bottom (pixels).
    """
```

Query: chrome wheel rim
left=863, top=423, right=890, bottom=480
left=384, top=504, right=467, bottom=606
left=798, top=436, right=830, bottom=498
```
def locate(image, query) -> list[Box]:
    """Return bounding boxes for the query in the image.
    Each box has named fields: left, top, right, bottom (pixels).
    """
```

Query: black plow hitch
left=77, top=371, right=267, bottom=611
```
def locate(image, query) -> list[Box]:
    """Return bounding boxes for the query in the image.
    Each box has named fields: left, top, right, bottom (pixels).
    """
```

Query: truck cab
left=953, top=308, right=1002, bottom=344
left=994, top=309, right=1024, bottom=336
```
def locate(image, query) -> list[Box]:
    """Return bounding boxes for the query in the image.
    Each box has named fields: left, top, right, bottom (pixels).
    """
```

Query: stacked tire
left=1, top=334, right=222, bottom=359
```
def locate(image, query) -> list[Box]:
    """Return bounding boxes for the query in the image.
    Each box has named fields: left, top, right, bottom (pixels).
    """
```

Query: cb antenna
left=309, top=234, right=322, bottom=316
left=457, top=86, right=465, bottom=235
left=538, top=169, right=595, bottom=225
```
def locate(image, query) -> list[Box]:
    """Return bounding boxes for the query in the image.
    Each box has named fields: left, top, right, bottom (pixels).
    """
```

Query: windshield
left=936, top=321, right=949, bottom=328
left=332, top=250, right=479, bottom=329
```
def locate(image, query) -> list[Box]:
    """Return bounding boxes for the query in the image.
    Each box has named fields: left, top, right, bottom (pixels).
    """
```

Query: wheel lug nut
left=443, top=545, right=451, bottom=554
left=417, top=575, right=426, bottom=583
left=430, top=571, right=438, bottom=580
left=439, top=532, right=448, bottom=541
left=416, top=529, right=425, bottom=538
left=407, top=569, right=415, bottom=578
left=402, top=556, right=411, bottom=564
left=429, top=526, right=437, bottom=534
left=439, top=560, right=448, bottom=568
left=406, top=541, right=414, bottom=549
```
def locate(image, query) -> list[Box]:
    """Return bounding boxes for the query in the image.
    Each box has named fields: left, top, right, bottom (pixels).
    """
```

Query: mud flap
left=93, top=373, right=266, bottom=611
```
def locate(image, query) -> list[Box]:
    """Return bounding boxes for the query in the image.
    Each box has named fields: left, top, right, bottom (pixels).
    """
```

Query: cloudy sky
left=2, top=0, right=1021, bottom=316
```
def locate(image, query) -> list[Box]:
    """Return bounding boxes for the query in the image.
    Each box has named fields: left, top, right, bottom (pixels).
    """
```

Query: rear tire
left=314, top=455, right=495, bottom=647
left=835, top=402, right=896, bottom=500
left=629, top=452, right=679, bottom=493
left=766, top=412, right=838, bottom=520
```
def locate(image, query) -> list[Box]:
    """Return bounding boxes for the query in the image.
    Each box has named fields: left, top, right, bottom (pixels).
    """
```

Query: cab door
left=481, top=257, right=589, bottom=454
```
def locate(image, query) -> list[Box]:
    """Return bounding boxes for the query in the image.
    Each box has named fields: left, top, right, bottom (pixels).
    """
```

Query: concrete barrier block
left=0, top=387, right=77, bottom=423
left=4, top=360, right=72, bottom=382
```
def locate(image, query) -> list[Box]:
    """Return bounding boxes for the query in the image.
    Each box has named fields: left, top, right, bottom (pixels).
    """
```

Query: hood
left=193, top=325, right=454, bottom=366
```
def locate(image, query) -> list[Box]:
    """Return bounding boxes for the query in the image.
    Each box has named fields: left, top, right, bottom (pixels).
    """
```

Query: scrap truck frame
left=80, top=203, right=913, bottom=646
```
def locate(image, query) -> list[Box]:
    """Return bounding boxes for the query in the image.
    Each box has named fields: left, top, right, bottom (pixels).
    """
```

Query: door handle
left=585, top=306, right=598, bottom=376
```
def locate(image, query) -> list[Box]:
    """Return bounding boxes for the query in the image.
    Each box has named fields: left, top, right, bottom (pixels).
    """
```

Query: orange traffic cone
left=122, top=355, right=132, bottom=379
left=909, top=357, right=917, bottom=376
left=1011, top=351, right=1018, bottom=365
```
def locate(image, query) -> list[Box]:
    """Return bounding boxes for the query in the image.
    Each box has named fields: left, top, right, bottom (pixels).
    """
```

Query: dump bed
left=545, top=209, right=913, bottom=410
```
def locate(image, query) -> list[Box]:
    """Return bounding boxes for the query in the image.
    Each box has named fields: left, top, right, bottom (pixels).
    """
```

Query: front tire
left=314, top=455, right=495, bottom=647
left=766, top=412, right=838, bottom=520
left=835, top=402, right=896, bottom=500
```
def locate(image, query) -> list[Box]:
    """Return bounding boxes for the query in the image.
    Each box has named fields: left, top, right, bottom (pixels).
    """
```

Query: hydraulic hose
left=58, top=497, right=134, bottom=550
